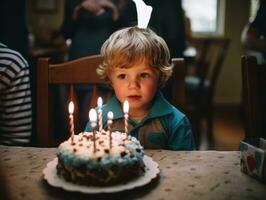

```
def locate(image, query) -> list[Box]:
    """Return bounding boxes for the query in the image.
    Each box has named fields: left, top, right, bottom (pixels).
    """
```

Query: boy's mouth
left=127, top=95, right=141, bottom=100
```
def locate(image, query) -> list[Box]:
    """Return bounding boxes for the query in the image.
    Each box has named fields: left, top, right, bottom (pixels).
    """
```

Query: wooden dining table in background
left=0, top=145, right=265, bottom=200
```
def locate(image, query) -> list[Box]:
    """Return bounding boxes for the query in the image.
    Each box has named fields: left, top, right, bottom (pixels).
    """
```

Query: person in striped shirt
left=0, top=43, right=32, bottom=145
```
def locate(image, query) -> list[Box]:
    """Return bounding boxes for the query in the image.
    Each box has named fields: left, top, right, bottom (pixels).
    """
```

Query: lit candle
left=68, top=101, right=75, bottom=142
left=89, top=108, right=97, bottom=153
left=97, top=97, right=103, bottom=133
left=123, top=100, right=129, bottom=136
left=107, top=111, right=113, bottom=149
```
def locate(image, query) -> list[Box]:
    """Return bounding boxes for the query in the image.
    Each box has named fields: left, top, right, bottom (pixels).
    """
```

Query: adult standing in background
left=61, top=0, right=185, bottom=59
left=61, top=0, right=136, bottom=60
left=0, top=43, right=32, bottom=146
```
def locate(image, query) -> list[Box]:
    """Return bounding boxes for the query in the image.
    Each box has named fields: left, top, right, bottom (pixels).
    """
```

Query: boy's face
left=109, top=60, right=160, bottom=118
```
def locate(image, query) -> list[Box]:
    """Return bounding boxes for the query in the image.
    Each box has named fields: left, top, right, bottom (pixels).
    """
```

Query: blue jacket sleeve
left=161, top=110, right=195, bottom=151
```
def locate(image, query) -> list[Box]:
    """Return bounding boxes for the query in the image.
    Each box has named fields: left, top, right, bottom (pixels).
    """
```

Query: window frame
left=182, top=0, right=226, bottom=37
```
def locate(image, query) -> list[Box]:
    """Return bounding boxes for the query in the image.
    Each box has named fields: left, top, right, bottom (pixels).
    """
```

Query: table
left=0, top=145, right=265, bottom=200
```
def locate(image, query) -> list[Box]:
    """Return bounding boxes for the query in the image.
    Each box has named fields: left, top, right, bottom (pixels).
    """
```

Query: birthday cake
left=56, top=130, right=145, bottom=186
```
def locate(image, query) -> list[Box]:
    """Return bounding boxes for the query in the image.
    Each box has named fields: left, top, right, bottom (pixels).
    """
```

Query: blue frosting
left=58, top=135, right=144, bottom=170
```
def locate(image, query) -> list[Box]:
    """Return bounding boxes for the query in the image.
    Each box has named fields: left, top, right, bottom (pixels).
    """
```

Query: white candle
left=97, top=97, right=103, bottom=133
left=107, top=111, right=113, bottom=149
left=89, top=108, right=97, bottom=153
left=123, top=100, right=129, bottom=136
left=68, top=101, right=75, bottom=142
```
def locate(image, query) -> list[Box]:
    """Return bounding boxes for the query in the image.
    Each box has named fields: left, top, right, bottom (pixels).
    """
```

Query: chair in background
left=168, top=58, right=186, bottom=111
left=241, top=55, right=266, bottom=139
left=35, top=56, right=185, bottom=147
left=184, top=37, right=230, bottom=148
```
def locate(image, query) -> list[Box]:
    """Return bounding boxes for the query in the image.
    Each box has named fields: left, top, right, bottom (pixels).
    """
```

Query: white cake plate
left=43, top=155, right=160, bottom=194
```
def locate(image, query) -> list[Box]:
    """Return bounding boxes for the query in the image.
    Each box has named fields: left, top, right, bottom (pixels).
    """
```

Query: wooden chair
left=36, top=55, right=104, bottom=147
left=185, top=37, right=230, bottom=147
left=168, top=58, right=186, bottom=111
left=241, top=55, right=266, bottom=139
left=35, top=55, right=185, bottom=147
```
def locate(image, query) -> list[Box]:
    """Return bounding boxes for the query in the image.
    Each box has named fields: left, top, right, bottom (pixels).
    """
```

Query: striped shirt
left=0, top=43, right=32, bottom=145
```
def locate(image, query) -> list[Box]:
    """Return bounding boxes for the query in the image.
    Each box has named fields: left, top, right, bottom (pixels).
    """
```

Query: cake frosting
left=56, top=131, right=145, bottom=186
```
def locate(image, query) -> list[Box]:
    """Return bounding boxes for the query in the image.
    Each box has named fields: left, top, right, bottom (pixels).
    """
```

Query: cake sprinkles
left=56, top=130, right=145, bottom=186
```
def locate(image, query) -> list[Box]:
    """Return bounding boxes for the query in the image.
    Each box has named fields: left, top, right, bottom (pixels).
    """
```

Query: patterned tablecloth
left=0, top=145, right=265, bottom=200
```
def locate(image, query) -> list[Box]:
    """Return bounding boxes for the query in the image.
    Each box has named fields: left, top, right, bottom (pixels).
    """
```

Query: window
left=182, top=0, right=225, bottom=35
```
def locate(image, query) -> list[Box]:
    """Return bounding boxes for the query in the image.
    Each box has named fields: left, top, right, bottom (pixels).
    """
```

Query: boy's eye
left=117, top=74, right=126, bottom=79
left=140, top=73, right=150, bottom=78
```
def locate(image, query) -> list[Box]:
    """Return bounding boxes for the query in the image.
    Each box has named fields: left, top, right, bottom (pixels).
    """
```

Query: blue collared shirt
left=85, top=92, right=194, bottom=150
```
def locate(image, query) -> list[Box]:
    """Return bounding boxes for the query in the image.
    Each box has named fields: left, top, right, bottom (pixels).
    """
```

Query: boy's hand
left=73, top=0, right=119, bottom=21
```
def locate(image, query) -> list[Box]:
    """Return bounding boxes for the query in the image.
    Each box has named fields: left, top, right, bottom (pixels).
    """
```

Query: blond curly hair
left=97, top=26, right=173, bottom=87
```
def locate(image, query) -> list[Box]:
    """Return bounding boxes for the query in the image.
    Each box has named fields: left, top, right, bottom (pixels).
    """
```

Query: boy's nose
left=128, top=78, right=140, bottom=89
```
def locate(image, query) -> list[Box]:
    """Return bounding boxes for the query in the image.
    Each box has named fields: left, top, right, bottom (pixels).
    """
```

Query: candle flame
left=107, top=111, right=113, bottom=120
left=123, top=100, right=129, bottom=113
left=89, top=108, right=97, bottom=122
left=68, top=101, right=74, bottom=114
left=97, top=97, right=103, bottom=108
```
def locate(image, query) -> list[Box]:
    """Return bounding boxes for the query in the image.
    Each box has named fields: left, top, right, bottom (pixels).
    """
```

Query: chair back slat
left=49, top=55, right=103, bottom=84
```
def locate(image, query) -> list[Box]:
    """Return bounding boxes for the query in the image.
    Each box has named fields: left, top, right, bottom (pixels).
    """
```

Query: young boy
left=85, top=26, right=194, bottom=150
